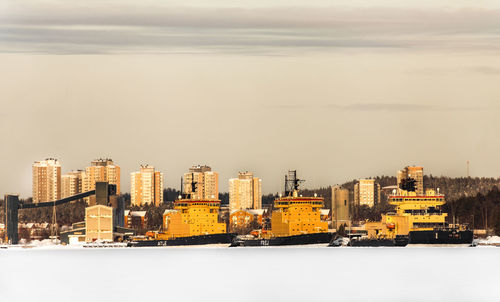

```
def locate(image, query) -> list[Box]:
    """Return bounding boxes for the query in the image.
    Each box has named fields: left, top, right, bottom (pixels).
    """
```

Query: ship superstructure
left=272, top=193, right=328, bottom=237
left=129, top=173, right=234, bottom=247
left=366, top=189, right=447, bottom=238
left=161, top=198, right=226, bottom=238
left=359, top=176, right=473, bottom=246
left=231, top=171, right=333, bottom=246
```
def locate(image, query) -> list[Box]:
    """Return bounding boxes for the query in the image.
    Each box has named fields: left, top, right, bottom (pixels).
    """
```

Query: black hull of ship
left=408, top=230, right=473, bottom=245
left=350, top=238, right=408, bottom=247
left=230, top=232, right=335, bottom=247
left=127, top=233, right=236, bottom=247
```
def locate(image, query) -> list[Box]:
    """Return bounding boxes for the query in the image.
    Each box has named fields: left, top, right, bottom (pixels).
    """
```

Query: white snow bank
left=479, top=235, right=500, bottom=244
left=28, top=239, right=60, bottom=247
left=1, top=247, right=498, bottom=302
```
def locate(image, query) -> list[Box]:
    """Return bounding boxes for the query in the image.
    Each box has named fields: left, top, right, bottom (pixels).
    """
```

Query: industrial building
left=331, top=185, right=350, bottom=229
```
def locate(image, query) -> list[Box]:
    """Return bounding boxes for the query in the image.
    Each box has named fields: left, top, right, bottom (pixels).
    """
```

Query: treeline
left=341, top=175, right=499, bottom=202
left=16, top=200, right=87, bottom=226
left=4, top=176, right=500, bottom=236
left=444, top=186, right=500, bottom=234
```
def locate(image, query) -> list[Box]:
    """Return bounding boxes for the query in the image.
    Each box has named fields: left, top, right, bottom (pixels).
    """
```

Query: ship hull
left=408, top=230, right=474, bottom=246
left=230, top=232, right=335, bottom=247
left=329, top=235, right=409, bottom=247
left=127, top=233, right=236, bottom=247
left=349, top=238, right=406, bottom=247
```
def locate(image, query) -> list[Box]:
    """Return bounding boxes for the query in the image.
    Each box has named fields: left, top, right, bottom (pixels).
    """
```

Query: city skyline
left=2, top=1, right=499, bottom=301
left=12, top=156, right=490, bottom=200
left=2, top=0, right=500, bottom=197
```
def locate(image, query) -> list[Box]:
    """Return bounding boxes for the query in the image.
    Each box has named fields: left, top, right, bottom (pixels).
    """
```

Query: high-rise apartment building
left=397, top=166, right=424, bottom=195
left=228, top=171, right=262, bottom=212
left=61, top=170, right=84, bottom=198
left=32, top=158, right=61, bottom=203
left=131, top=165, right=164, bottom=206
left=82, top=158, right=120, bottom=204
left=331, top=185, right=350, bottom=229
left=183, top=165, right=219, bottom=200
left=354, top=179, right=380, bottom=207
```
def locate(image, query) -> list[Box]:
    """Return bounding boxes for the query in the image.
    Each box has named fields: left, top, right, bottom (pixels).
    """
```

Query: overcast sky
left=2, top=0, right=500, bottom=198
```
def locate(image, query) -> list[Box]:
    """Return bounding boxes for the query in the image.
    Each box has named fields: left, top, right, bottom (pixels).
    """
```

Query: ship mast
left=284, top=170, right=304, bottom=197
left=181, top=173, right=198, bottom=199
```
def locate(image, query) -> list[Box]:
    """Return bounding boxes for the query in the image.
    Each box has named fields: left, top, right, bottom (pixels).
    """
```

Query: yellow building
left=228, top=171, right=262, bottom=212
left=61, top=170, right=84, bottom=198
left=354, top=179, right=380, bottom=207
left=183, top=165, right=218, bottom=200
left=131, top=165, right=164, bottom=206
left=365, top=189, right=447, bottom=239
left=32, top=158, right=61, bottom=203
left=162, top=199, right=226, bottom=238
left=85, top=205, right=113, bottom=242
left=271, top=192, right=328, bottom=237
left=82, top=158, right=120, bottom=205
left=230, top=209, right=265, bottom=227
left=397, top=166, right=424, bottom=195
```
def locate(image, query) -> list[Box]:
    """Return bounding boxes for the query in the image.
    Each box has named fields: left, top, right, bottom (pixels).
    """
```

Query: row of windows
left=391, top=198, right=444, bottom=202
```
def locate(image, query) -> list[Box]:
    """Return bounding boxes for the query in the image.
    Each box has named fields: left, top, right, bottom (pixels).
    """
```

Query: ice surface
left=0, top=246, right=498, bottom=302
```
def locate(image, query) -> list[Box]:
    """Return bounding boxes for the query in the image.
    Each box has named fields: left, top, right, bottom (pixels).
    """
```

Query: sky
left=1, top=0, right=500, bottom=197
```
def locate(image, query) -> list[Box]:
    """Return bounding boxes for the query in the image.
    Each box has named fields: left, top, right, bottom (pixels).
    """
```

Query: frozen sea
left=1, top=246, right=499, bottom=302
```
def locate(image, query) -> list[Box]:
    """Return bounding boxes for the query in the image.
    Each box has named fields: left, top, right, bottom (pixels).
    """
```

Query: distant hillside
left=280, top=176, right=500, bottom=210
left=342, top=175, right=500, bottom=202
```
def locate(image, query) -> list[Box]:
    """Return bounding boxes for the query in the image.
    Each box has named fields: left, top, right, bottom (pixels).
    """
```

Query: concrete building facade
left=82, top=158, right=120, bottom=204
left=332, top=185, right=350, bottom=229
left=354, top=179, right=381, bottom=207
left=32, top=158, right=61, bottom=203
left=183, top=165, right=219, bottom=200
left=85, top=205, right=113, bottom=242
left=397, top=166, right=424, bottom=195
left=61, top=170, right=84, bottom=198
left=131, top=165, right=164, bottom=206
left=228, top=171, right=262, bottom=212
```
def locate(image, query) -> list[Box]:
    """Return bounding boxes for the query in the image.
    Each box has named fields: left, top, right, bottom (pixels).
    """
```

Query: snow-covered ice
left=0, top=246, right=498, bottom=302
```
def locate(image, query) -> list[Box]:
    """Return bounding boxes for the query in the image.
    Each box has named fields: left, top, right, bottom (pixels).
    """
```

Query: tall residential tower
left=397, top=166, right=424, bottom=195
left=228, top=171, right=262, bottom=212
left=183, top=165, right=218, bottom=200
left=82, top=158, right=120, bottom=204
left=61, top=170, right=84, bottom=198
left=131, top=165, right=164, bottom=206
left=32, top=158, right=61, bottom=203
left=354, top=179, right=380, bottom=207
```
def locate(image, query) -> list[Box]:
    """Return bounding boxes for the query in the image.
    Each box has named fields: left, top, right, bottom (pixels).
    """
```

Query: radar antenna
left=284, top=170, right=304, bottom=196
left=399, top=177, right=417, bottom=192
left=182, top=173, right=198, bottom=199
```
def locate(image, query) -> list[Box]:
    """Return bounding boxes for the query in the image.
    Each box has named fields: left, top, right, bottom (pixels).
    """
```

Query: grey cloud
left=333, top=103, right=434, bottom=112
left=469, top=66, right=500, bottom=74
left=2, top=4, right=500, bottom=54
left=328, top=103, right=488, bottom=112
left=268, top=103, right=487, bottom=112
